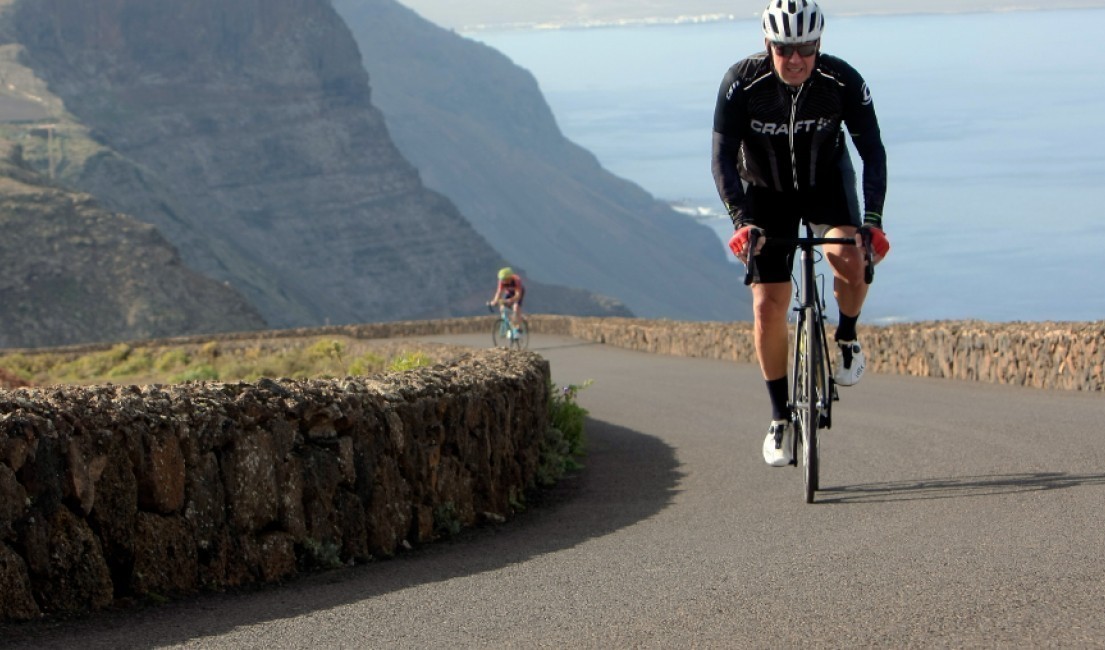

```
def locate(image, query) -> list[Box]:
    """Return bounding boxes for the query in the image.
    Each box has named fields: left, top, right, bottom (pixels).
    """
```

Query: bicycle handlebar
left=742, top=230, right=875, bottom=286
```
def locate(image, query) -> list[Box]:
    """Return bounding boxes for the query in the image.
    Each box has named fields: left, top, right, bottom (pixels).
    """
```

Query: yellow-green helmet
left=498, top=267, right=513, bottom=280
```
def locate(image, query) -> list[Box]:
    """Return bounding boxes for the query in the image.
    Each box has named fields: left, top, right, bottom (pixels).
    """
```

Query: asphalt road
left=6, top=333, right=1105, bottom=648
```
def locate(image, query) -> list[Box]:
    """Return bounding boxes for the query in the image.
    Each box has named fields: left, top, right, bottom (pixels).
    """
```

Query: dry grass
left=0, top=335, right=464, bottom=388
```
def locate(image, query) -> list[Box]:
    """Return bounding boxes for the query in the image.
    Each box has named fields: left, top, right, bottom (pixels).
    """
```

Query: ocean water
left=471, top=10, right=1105, bottom=323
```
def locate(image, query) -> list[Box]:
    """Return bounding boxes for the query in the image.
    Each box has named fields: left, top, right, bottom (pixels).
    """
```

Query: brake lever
left=861, top=228, right=875, bottom=285
left=742, top=229, right=761, bottom=286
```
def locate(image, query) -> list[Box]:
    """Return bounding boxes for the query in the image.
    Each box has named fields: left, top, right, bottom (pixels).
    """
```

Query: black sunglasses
left=770, top=41, right=819, bottom=57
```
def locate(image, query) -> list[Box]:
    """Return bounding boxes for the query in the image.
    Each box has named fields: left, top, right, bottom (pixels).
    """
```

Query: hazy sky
left=394, top=0, right=1105, bottom=30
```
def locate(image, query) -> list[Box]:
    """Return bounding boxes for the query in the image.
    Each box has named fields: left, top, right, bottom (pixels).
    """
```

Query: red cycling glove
left=859, top=226, right=890, bottom=263
left=728, top=225, right=762, bottom=260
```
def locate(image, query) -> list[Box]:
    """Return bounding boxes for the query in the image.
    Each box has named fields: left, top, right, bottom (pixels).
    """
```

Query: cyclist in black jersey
left=711, top=0, right=890, bottom=467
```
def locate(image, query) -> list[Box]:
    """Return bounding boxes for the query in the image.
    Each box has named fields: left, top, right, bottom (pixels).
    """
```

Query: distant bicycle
left=489, top=301, right=529, bottom=350
left=745, top=222, right=874, bottom=503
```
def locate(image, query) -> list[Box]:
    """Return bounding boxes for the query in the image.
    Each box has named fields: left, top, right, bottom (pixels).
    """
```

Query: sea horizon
left=456, top=3, right=1105, bottom=33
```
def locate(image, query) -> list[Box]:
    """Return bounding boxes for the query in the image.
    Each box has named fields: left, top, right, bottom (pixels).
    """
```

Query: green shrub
left=58, top=344, right=132, bottom=380
left=107, top=349, right=154, bottom=378
left=299, top=538, right=343, bottom=571
left=538, top=380, right=592, bottom=485
left=155, top=349, right=190, bottom=372
left=173, top=364, right=219, bottom=382
left=387, top=351, right=432, bottom=372
left=349, top=352, right=386, bottom=376
left=307, top=339, right=345, bottom=362
left=549, top=380, right=591, bottom=457
left=433, top=502, right=463, bottom=539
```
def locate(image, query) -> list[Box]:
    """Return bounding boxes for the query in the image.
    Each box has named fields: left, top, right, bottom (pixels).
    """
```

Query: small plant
left=199, top=341, right=220, bottom=359
left=508, top=486, right=526, bottom=513
left=173, top=364, right=219, bottom=383
left=387, top=351, right=432, bottom=372
left=539, top=380, right=592, bottom=485
left=299, top=538, right=344, bottom=571
left=349, top=352, right=386, bottom=376
left=155, top=348, right=190, bottom=372
left=549, top=380, right=592, bottom=457
left=57, top=343, right=132, bottom=381
left=307, top=339, right=345, bottom=365
left=433, top=502, right=463, bottom=539
left=107, top=349, right=154, bottom=378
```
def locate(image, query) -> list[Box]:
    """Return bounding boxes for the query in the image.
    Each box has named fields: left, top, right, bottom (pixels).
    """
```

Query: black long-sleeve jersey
left=711, top=51, right=887, bottom=228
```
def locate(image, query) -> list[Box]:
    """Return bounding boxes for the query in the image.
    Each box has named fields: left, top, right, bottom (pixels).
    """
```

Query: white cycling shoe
left=762, top=419, right=794, bottom=467
left=833, top=340, right=866, bottom=387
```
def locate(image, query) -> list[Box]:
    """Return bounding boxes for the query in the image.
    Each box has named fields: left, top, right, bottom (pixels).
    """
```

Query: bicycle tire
left=512, top=319, right=530, bottom=350
left=491, top=318, right=510, bottom=348
left=795, top=309, right=820, bottom=503
left=807, top=313, right=822, bottom=495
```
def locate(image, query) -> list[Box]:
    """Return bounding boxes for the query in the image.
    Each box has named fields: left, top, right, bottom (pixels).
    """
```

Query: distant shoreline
left=457, top=5, right=1105, bottom=33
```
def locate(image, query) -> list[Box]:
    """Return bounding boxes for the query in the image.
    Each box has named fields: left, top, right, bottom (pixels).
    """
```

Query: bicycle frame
left=489, top=301, right=529, bottom=350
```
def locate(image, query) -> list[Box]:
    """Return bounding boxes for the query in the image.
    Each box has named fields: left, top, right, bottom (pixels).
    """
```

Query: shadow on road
left=817, top=471, right=1105, bottom=504
left=2, top=418, right=683, bottom=648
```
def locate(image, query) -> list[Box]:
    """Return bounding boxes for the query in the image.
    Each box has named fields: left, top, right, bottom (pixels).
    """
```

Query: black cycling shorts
left=743, top=178, right=860, bottom=284
left=502, top=290, right=524, bottom=307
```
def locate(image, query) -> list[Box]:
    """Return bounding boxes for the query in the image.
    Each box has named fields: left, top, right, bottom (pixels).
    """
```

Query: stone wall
left=0, top=349, right=550, bottom=621
left=522, top=317, right=1103, bottom=392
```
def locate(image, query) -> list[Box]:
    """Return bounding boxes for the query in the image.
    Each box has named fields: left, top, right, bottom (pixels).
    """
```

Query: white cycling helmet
left=762, top=0, right=825, bottom=43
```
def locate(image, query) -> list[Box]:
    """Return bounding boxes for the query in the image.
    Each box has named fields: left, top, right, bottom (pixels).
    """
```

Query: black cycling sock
left=835, top=312, right=860, bottom=342
left=767, top=377, right=790, bottom=422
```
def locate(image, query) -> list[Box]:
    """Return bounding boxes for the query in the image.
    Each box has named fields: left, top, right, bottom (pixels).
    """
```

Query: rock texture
left=524, top=316, right=1105, bottom=392
left=0, top=348, right=550, bottom=621
left=0, top=144, right=266, bottom=348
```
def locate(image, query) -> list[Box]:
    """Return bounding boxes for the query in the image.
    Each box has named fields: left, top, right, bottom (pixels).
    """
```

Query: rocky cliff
left=0, top=0, right=527, bottom=331
left=334, top=0, right=752, bottom=322
left=0, top=142, right=265, bottom=348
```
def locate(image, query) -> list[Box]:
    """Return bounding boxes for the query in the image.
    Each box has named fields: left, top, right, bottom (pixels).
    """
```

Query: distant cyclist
left=711, top=0, right=890, bottom=466
left=488, top=267, right=526, bottom=332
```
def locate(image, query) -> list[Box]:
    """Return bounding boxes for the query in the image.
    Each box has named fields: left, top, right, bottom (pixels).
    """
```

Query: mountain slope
left=0, top=144, right=265, bottom=348
left=0, top=0, right=516, bottom=329
left=334, top=0, right=751, bottom=322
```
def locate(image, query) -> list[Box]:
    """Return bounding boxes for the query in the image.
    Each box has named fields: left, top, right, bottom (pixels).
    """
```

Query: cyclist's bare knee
left=753, top=282, right=790, bottom=325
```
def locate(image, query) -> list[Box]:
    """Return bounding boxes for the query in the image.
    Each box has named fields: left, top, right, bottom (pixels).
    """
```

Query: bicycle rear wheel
left=512, top=318, right=530, bottom=350
left=794, top=309, right=820, bottom=503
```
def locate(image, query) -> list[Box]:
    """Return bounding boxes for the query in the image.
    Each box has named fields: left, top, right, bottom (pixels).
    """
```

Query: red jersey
left=498, top=275, right=525, bottom=297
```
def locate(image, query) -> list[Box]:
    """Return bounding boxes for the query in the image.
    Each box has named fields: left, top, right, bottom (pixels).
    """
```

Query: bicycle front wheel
left=491, top=318, right=510, bottom=348
left=794, top=309, right=821, bottom=503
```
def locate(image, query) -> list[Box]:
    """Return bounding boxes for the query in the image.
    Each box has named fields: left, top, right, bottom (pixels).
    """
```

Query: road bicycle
left=745, top=223, right=873, bottom=503
left=488, top=301, right=529, bottom=350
